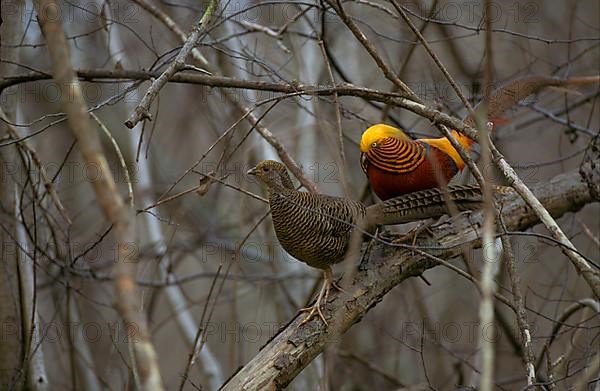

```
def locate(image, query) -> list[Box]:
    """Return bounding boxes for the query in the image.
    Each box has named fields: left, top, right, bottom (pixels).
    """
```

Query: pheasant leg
left=299, top=267, right=334, bottom=326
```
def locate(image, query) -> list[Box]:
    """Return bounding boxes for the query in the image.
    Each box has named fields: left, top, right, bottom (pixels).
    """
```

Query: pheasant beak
left=246, top=167, right=258, bottom=176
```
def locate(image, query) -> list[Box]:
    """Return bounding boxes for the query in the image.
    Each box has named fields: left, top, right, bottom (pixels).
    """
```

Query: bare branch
left=221, top=167, right=597, bottom=390
left=491, top=144, right=600, bottom=298
left=325, top=0, right=419, bottom=101
left=32, top=0, right=163, bottom=387
left=124, top=0, right=218, bottom=128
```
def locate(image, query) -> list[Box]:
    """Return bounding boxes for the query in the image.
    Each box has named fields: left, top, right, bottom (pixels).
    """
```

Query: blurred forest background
left=0, top=0, right=599, bottom=389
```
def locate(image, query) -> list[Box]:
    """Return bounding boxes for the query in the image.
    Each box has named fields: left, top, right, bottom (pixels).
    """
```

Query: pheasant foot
left=299, top=267, right=334, bottom=326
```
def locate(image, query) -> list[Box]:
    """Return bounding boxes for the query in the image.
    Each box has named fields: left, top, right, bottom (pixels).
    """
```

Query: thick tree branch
left=221, top=165, right=598, bottom=390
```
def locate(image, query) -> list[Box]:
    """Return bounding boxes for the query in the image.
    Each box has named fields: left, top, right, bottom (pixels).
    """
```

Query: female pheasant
left=248, top=160, right=486, bottom=325
left=360, top=76, right=600, bottom=200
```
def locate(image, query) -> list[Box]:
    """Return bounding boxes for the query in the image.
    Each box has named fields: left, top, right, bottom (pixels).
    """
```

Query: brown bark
left=0, top=0, right=25, bottom=386
left=221, top=166, right=598, bottom=390
left=0, top=128, right=23, bottom=389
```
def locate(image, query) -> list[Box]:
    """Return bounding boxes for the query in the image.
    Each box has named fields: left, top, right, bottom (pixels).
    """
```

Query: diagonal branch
left=325, top=0, right=419, bottom=101
left=391, top=0, right=476, bottom=116
left=125, top=0, right=319, bottom=193
left=221, top=166, right=598, bottom=390
left=124, top=0, right=218, bottom=129
left=32, top=0, right=163, bottom=388
left=491, top=144, right=600, bottom=298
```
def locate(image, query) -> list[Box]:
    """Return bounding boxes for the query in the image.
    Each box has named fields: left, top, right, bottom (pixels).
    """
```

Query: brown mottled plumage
left=248, top=160, right=494, bottom=325
left=248, top=160, right=367, bottom=270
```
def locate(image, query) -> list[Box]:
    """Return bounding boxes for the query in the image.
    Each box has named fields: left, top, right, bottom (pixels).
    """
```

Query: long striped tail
left=365, top=184, right=484, bottom=227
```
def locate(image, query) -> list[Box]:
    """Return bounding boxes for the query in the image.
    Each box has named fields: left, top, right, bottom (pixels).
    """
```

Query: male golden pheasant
left=360, top=124, right=472, bottom=200
left=248, top=160, right=486, bottom=325
left=360, top=76, right=600, bottom=200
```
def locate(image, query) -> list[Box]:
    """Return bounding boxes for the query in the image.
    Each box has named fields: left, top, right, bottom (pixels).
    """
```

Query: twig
left=318, top=40, right=349, bottom=196
left=391, top=0, right=476, bottom=118
left=139, top=172, right=267, bottom=214
left=127, top=0, right=319, bottom=193
left=500, top=226, right=536, bottom=386
left=325, top=0, right=419, bottom=101
left=90, top=113, right=134, bottom=207
left=525, top=103, right=597, bottom=137
left=124, top=0, right=218, bottom=128
left=178, top=265, right=223, bottom=391
left=491, top=144, right=600, bottom=298
left=0, top=108, right=71, bottom=224
left=398, top=4, right=600, bottom=44
left=380, top=0, right=439, bottom=121
left=534, top=298, right=600, bottom=371
left=337, top=350, right=405, bottom=387
left=577, top=217, right=600, bottom=247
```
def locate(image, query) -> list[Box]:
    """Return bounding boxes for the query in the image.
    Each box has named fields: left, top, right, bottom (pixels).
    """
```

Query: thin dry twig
left=337, top=350, right=405, bottom=387
left=391, top=0, right=476, bottom=117
left=127, top=0, right=319, bottom=193
left=178, top=265, right=223, bottom=391
left=124, top=0, right=217, bottom=128
left=0, top=108, right=71, bottom=224
left=318, top=39, right=349, bottom=196
left=535, top=298, right=600, bottom=371
left=326, top=0, right=419, bottom=101
left=491, top=145, right=600, bottom=298
left=90, top=113, right=134, bottom=208
left=501, top=229, right=536, bottom=386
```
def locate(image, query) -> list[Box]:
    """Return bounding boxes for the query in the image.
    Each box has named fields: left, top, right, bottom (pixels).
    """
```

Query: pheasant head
left=247, top=160, right=295, bottom=194
left=359, top=124, right=411, bottom=153
left=359, top=124, right=412, bottom=173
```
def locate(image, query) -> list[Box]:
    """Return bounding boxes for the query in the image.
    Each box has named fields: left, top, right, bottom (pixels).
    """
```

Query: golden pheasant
left=360, top=76, right=600, bottom=200
left=248, top=160, right=486, bottom=325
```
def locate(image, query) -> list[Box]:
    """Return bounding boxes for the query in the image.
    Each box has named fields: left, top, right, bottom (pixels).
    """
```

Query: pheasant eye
left=262, top=166, right=269, bottom=172
left=371, top=142, right=377, bottom=148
